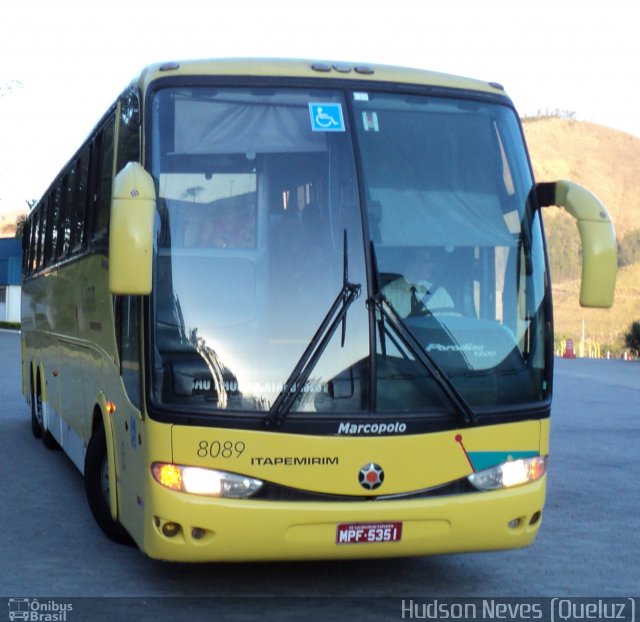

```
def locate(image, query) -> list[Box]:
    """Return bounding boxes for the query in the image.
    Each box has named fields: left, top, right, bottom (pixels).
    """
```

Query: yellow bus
left=21, top=59, right=617, bottom=561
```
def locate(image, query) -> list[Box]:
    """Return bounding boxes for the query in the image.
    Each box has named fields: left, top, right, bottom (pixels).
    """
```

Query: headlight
left=467, top=455, right=547, bottom=490
left=151, top=462, right=263, bottom=498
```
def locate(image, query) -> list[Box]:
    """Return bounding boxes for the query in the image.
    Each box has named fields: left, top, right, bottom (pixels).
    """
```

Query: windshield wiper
left=368, top=292, right=479, bottom=426
left=265, top=230, right=360, bottom=430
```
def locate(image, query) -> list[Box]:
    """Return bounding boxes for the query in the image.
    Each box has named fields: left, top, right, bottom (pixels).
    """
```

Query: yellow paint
left=553, top=180, right=617, bottom=308
left=142, top=470, right=546, bottom=561
left=109, top=163, right=156, bottom=295
left=136, top=59, right=505, bottom=99
left=119, top=417, right=549, bottom=561
left=171, top=420, right=542, bottom=496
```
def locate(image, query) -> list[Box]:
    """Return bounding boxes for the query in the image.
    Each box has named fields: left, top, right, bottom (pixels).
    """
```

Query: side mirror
left=109, top=162, right=155, bottom=295
left=537, top=180, right=617, bottom=308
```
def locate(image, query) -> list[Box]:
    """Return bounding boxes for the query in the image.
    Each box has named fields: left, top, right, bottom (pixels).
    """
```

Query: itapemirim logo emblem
left=358, top=462, right=384, bottom=490
left=7, top=598, right=73, bottom=621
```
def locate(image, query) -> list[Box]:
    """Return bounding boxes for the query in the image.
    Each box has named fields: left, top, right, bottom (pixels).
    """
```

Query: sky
left=1, top=0, right=639, bottom=228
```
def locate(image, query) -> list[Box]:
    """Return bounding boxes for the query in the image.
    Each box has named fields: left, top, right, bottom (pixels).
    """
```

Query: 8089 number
left=197, top=440, right=246, bottom=459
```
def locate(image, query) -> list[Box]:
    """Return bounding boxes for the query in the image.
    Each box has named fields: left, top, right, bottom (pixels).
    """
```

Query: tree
left=14, top=214, right=27, bottom=240
left=624, top=321, right=640, bottom=357
left=183, top=186, right=205, bottom=201
left=12, top=200, right=35, bottom=241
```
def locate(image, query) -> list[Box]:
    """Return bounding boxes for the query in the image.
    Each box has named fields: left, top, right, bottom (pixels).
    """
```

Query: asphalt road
left=1, top=330, right=638, bottom=621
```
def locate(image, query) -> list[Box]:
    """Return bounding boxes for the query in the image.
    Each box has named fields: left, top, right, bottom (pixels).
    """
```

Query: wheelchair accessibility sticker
left=309, top=103, right=345, bottom=132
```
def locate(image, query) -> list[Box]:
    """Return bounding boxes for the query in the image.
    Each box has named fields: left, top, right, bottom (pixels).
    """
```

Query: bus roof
left=134, top=58, right=509, bottom=99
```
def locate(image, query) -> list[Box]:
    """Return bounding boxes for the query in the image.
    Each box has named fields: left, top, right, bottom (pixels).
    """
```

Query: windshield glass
left=149, top=88, right=369, bottom=413
left=354, top=92, right=548, bottom=409
left=148, top=85, right=549, bottom=417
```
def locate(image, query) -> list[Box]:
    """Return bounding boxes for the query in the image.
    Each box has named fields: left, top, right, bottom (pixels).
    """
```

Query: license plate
left=336, top=521, right=403, bottom=544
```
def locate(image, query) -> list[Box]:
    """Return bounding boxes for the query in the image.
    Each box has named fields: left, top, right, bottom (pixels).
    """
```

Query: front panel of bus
left=131, top=75, right=551, bottom=560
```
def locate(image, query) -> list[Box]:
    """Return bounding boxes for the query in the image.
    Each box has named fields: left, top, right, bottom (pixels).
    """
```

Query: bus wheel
left=35, top=378, right=59, bottom=450
left=84, top=422, right=134, bottom=545
left=30, top=377, right=42, bottom=439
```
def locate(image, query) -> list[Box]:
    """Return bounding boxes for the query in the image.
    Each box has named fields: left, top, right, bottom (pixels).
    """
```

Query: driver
left=383, top=248, right=454, bottom=318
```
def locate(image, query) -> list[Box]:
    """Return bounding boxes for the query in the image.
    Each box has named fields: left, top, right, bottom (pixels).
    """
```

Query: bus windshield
left=149, top=86, right=549, bottom=418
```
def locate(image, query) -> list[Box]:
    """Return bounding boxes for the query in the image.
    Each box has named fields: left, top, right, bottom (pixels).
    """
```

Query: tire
left=84, top=421, right=134, bottom=545
left=35, top=376, right=59, bottom=450
left=30, top=376, right=42, bottom=439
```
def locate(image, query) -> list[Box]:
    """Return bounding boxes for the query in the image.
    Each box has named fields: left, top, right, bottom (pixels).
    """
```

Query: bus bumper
left=142, top=476, right=546, bottom=562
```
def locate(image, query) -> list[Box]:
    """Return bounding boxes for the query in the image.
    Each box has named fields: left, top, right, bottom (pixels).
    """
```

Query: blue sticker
left=309, top=103, right=345, bottom=132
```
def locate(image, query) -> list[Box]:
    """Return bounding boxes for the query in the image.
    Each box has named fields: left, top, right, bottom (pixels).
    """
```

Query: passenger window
left=94, top=120, right=115, bottom=238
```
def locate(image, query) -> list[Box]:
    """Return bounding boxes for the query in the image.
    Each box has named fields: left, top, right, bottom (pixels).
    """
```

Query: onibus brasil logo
left=8, top=598, right=73, bottom=621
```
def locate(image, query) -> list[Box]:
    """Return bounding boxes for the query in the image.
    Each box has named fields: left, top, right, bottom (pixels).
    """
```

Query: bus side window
left=51, top=186, right=64, bottom=261
left=92, top=119, right=115, bottom=240
left=61, top=169, right=74, bottom=258
left=21, top=220, right=30, bottom=276
left=34, top=208, right=44, bottom=273
left=73, top=147, right=91, bottom=251
left=116, top=86, right=141, bottom=171
left=116, top=295, right=142, bottom=409
left=28, top=213, right=36, bottom=274
left=43, top=194, right=56, bottom=267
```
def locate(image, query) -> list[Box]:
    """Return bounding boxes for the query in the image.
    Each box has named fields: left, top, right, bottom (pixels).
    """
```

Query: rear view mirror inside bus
left=109, top=162, right=155, bottom=295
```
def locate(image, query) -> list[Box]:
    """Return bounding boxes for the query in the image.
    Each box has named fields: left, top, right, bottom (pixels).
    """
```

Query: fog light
left=192, top=527, right=206, bottom=540
left=161, top=521, right=181, bottom=538
left=508, top=518, right=521, bottom=529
